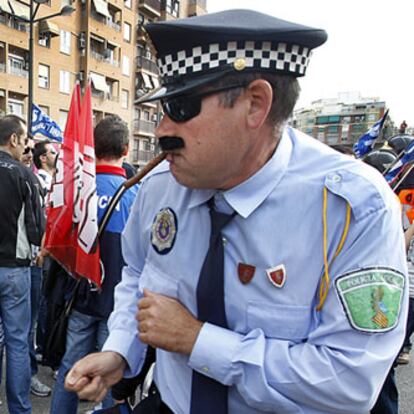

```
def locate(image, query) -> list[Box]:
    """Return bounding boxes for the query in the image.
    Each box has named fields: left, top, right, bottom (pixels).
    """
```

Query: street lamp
left=6, top=0, right=75, bottom=132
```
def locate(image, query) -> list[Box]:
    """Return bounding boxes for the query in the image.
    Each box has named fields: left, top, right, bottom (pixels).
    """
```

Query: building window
left=121, top=89, right=129, bottom=109
left=8, top=99, right=24, bottom=116
left=122, top=55, right=130, bottom=76
left=124, top=0, right=132, bottom=8
left=38, top=34, right=51, bottom=47
left=60, top=30, right=71, bottom=54
left=61, top=0, right=72, bottom=5
left=8, top=54, right=27, bottom=77
left=59, top=70, right=70, bottom=94
left=38, top=64, right=49, bottom=88
left=123, top=22, right=131, bottom=42
left=59, top=109, right=68, bottom=130
left=316, top=116, right=329, bottom=124
left=163, top=0, right=179, bottom=17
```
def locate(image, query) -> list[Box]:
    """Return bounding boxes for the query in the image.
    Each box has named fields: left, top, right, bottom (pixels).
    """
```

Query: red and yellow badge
left=238, top=263, right=255, bottom=284
left=266, top=264, right=286, bottom=288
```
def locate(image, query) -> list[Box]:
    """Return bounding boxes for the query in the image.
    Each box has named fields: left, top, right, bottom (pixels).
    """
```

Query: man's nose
left=155, top=113, right=177, bottom=139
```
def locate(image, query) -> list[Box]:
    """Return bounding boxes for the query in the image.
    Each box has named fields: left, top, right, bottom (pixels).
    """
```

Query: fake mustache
left=159, top=136, right=185, bottom=151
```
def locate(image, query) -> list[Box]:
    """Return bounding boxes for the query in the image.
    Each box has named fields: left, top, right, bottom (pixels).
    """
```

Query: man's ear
left=245, top=79, right=273, bottom=130
left=9, top=133, right=19, bottom=148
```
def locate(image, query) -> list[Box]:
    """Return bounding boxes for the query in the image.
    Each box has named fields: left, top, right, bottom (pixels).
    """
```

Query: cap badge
left=238, top=263, right=256, bottom=284
left=233, top=57, right=247, bottom=71
left=151, top=207, right=177, bottom=255
left=266, top=264, right=286, bottom=288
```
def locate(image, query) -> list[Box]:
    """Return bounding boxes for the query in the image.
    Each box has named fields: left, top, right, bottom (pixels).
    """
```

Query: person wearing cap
left=65, top=9, right=407, bottom=413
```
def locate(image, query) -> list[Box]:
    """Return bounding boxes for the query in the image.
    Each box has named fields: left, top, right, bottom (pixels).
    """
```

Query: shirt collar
left=223, top=128, right=292, bottom=218
left=96, top=165, right=126, bottom=177
left=188, top=127, right=293, bottom=217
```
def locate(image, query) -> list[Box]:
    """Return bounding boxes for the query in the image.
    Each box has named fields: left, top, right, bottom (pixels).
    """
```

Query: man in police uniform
left=65, top=9, right=408, bottom=413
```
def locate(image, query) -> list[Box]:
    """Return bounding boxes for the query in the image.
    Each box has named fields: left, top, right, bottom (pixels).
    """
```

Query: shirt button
left=332, top=174, right=341, bottom=183
left=202, top=366, right=209, bottom=373
left=222, top=237, right=227, bottom=245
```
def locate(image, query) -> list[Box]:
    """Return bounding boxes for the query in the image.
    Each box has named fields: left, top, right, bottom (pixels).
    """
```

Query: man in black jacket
left=0, top=114, right=43, bottom=414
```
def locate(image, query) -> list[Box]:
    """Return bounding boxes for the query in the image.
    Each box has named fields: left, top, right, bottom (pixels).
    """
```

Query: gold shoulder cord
left=316, top=187, right=352, bottom=311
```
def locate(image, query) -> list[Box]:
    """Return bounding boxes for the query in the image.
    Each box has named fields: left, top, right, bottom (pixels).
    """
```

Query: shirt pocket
left=246, top=301, right=311, bottom=342
left=139, top=260, right=179, bottom=299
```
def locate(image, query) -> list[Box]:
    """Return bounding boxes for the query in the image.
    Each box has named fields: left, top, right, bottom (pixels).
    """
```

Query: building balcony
left=92, top=90, right=105, bottom=99
left=107, top=19, right=121, bottom=32
left=133, top=148, right=156, bottom=164
left=138, top=0, right=161, bottom=16
left=0, top=16, right=28, bottom=32
left=91, top=11, right=121, bottom=31
left=136, top=56, right=158, bottom=74
left=133, top=118, right=156, bottom=135
left=8, top=65, right=28, bottom=78
left=90, top=50, right=119, bottom=67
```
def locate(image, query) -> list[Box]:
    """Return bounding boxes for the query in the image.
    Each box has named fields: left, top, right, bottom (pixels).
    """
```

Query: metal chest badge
left=151, top=208, right=177, bottom=255
left=266, top=264, right=286, bottom=288
left=238, top=263, right=256, bottom=284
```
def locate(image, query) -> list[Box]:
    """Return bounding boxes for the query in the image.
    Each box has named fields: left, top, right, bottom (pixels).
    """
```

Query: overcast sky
left=207, top=0, right=414, bottom=127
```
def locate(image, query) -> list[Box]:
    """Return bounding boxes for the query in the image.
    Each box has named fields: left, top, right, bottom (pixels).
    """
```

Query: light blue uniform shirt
left=104, top=127, right=408, bottom=413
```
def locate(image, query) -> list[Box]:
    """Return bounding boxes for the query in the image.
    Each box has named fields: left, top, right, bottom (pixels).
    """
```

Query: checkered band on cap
left=158, top=40, right=312, bottom=79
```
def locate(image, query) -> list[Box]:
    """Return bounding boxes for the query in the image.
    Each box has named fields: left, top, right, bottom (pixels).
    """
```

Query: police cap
left=136, top=9, right=327, bottom=103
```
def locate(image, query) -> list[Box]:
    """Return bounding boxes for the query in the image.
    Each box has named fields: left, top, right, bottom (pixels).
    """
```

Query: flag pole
left=382, top=147, right=405, bottom=176
left=391, top=163, right=414, bottom=192
left=98, top=152, right=166, bottom=235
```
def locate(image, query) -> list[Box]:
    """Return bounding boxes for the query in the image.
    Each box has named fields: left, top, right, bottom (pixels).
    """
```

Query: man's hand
left=137, top=289, right=203, bottom=355
left=65, top=351, right=126, bottom=402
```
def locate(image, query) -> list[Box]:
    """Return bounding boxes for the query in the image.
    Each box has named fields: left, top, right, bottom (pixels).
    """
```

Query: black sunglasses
left=23, top=147, right=34, bottom=155
left=161, top=83, right=248, bottom=123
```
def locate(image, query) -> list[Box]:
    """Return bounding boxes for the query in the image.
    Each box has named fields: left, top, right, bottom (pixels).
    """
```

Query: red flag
left=45, top=83, right=102, bottom=287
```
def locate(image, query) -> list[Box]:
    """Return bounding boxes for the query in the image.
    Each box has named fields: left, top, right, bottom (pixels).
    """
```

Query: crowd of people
left=0, top=114, right=138, bottom=413
left=0, top=7, right=413, bottom=414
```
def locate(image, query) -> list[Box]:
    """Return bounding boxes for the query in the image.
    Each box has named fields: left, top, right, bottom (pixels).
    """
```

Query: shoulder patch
left=336, top=267, right=405, bottom=333
left=151, top=208, right=177, bottom=255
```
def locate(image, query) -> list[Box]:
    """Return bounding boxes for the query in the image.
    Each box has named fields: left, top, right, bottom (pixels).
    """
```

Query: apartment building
left=293, top=92, right=394, bottom=148
left=0, top=0, right=207, bottom=168
left=133, top=0, right=206, bottom=167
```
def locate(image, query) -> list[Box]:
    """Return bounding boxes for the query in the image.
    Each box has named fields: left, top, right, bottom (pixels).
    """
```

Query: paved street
left=0, top=359, right=413, bottom=413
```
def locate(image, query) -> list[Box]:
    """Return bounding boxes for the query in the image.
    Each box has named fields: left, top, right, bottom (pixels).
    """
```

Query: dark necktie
left=190, top=199, right=236, bottom=414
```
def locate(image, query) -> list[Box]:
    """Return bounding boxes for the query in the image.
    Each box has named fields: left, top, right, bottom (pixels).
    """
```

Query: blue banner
left=353, top=110, right=389, bottom=158
left=31, top=104, right=63, bottom=143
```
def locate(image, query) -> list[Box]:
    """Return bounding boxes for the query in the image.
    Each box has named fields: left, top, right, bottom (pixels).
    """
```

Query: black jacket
left=0, top=150, right=44, bottom=267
